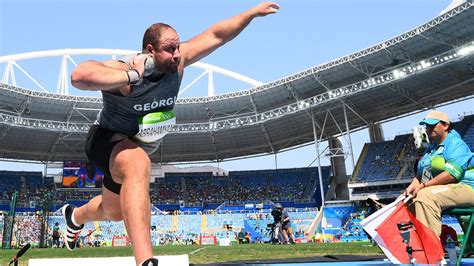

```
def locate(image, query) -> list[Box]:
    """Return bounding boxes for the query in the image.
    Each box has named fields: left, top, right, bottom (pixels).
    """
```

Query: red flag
left=375, top=203, right=444, bottom=264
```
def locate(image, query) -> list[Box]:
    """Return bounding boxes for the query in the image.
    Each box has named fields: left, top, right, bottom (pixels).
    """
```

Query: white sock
left=70, top=209, right=82, bottom=227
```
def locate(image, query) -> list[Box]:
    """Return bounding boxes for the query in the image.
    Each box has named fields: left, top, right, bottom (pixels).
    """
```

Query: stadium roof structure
left=0, top=2, right=473, bottom=164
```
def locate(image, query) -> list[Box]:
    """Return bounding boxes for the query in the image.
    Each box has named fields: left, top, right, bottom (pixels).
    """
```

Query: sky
left=0, top=0, right=472, bottom=173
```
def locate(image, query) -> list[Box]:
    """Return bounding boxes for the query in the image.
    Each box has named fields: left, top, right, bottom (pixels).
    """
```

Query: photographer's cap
left=274, top=203, right=283, bottom=209
left=419, top=110, right=450, bottom=126
left=367, top=194, right=379, bottom=201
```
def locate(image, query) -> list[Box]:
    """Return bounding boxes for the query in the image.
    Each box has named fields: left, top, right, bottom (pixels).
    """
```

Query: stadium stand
left=0, top=165, right=332, bottom=248
left=1, top=112, right=472, bottom=248
left=355, top=135, right=408, bottom=182
left=149, top=167, right=330, bottom=207
left=340, top=212, right=369, bottom=243
left=7, top=132, right=433, bottom=219
left=463, top=119, right=474, bottom=150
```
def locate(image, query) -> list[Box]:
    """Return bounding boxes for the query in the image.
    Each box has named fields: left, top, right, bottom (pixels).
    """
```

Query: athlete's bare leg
left=73, top=186, right=123, bottom=224
left=108, top=139, right=153, bottom=265
left=73, top=138, right=152, bottom=265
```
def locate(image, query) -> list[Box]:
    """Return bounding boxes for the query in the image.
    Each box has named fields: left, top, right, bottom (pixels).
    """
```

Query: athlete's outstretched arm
left=180, top=2, right=279, bottom=67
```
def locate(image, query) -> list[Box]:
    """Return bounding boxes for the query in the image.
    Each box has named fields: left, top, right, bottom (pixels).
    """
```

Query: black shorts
left=85, top=124, right=130, bottom=195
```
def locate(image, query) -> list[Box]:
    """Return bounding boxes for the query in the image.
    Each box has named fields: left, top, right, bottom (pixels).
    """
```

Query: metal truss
left=178, top=1, right=473, bottom=103
left=0, top=112, right=90, bottom=132
left=46, top=103, right=77, bottom=160
left=0, top=49, right=262, bottom=98
left=1, top=84, right=102, bottom=103
left=1, top=43, right=472, bottom=134
left=248, top=94, right=275, bottom=153
left=386, top=83, right=428, bottom=109
left=172, top=43, right=474, bottom=133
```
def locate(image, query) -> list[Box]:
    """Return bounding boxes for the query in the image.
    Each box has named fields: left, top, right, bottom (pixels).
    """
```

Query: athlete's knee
left=103, top=206, right=123, bottom=221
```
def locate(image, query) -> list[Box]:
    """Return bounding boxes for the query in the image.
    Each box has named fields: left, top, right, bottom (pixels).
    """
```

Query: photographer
left=366, top=194, right=384, bottom=216
left=365, top=194, right=384, bottom=245
left=52, top=222, right=60, bottom=248
left=271, top=203, right=295, bottom=244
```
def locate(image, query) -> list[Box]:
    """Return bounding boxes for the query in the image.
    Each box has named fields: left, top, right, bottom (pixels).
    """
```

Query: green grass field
left=0, top=242, right=383, bottom=265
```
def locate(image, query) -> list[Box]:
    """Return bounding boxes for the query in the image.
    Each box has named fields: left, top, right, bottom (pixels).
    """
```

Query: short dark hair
left=142, top=23, right=174, bottom=51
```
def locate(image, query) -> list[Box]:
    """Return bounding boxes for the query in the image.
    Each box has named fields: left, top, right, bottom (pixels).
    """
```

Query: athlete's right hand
left=129, top=54, right=151, bottom=77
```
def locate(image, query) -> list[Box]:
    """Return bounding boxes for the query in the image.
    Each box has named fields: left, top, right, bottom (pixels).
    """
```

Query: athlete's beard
left=163, top=58, right=180, bottom=74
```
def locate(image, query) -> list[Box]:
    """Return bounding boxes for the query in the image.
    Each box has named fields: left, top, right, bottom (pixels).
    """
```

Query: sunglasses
left=425, top=122, right=439, bottom=128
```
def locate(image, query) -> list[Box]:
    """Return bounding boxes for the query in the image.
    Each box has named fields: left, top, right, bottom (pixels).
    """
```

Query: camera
left=271, top=204, right=283, bottom=223
left=266, top=223, right=276, bottom=229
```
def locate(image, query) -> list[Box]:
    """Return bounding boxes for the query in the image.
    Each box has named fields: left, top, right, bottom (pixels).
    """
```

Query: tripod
left=266, top=222, right=281, bottom=244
